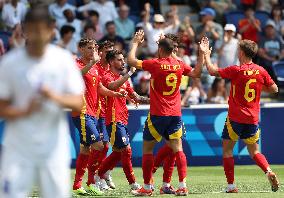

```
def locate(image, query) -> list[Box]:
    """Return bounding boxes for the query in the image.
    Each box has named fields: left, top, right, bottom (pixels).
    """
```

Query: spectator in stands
left=238, top=6, right=261, bottom=43
left=2, top=0, right=27, bottom=30
left=215, top=24, right=239, bottom=68
left=142, top=3, right=180, bottom=55
left=86, top=10, right=103, bottom=41
left=83, top=24, right=96, bottom=39
left=258, top=20, right=284, bottom=80
left=56, top=25, right=78, bottom=54
left=61, top=8, right=82, bottom=41
left=181, top=78, right=207, bottom=106
left=49, top=0, right=76, bottom=28
left=195, top=7, right=223, bottom=61
left=134, top=71, right=150, bottom=97
left=100, top=21, right=126, bottom=52
left=270, top=4, right=284, bottom=39
left=78, top=0, right=118, bottom=32
left=50, top=18, right=60, bottom=43
left=9, top=23, right=25, bottom=48
left=207, top=78, right=228, bottom=104
left=114, top=4, right=135, bottom=40
left=177, top=16, right=195, bottom=56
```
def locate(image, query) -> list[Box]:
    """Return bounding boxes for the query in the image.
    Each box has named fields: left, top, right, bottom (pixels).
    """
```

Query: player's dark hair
left=165, top=33, right=180, bottom=45
left=78, top=38, right=96, bottom=48
left=60, top=25, right=75, bottom=38
left=24, top=6, right=53, bottom=26
left=239, top=39, right=258, bottom=59
left=158, top=38, right=174, bottom=54
left=89, top=10, right=99, bottom=18
left=106, top=49, right=123, bottom=63
left=105, top=21, right=115, bottom=29
left=98, top=40, right=114, bottom=51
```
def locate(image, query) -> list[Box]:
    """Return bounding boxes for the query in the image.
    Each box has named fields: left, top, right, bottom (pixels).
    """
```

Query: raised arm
left=199, top=37, right=220, bottom=77
left=128, top=30, right=145, bottom=69
left=81, top=51, right=100, bottom=75
left=187, top=46, right=204, bottom=78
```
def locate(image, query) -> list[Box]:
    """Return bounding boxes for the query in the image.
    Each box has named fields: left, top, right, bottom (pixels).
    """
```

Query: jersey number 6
left=244, top=79, right=256, bottom=102
left=163, top=73, right=178, bottom=96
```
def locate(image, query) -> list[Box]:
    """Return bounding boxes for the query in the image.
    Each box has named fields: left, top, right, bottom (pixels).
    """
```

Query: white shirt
left=0, top=45, right=84, bottom=161
left=144, top=22, right=179, bottom=54
left=56, top=38, right=78, bottom=54
left=215, top=37, right=239, bottom=68
left=78, top=1, right=118, bottom=32
left=48, top=2, right=76, bottom=28
left=59, top=19, right=82, bottom=42
left=1, top=2, right=27, bottom=29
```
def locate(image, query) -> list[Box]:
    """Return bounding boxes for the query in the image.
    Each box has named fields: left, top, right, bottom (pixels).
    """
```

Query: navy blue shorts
left=222, top=117, right=260, bottom=144
left=143, top=114, right=183, bottom=142
left=106, top=122, right=130, bottom=149
left=97, top=117, right=109, bottom=142
left=72, top=114, right=101, bottom=146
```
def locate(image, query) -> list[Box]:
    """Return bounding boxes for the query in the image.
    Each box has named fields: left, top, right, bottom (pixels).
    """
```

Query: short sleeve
left=0, top=62, right=12, bottom=100
left=218, top=66, right=239, bottom=79
left=262, top=68, right=275, bottom=87
left=63, top=53, right=85, bottom=94
left=181, top=61, right=192, bottom=75
left=141, top=59, right=157, bottom=74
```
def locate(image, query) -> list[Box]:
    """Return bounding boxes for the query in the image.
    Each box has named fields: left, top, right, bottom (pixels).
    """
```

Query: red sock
left=175, top=151, right=187, bottom=182
left=223, top=157, right=234, bottom=184
left=98, top=151, right=121, bottom=178
left=89, top=144, right=109, bottom=180
left=73, top=153, right=89, bottom=190
left=86, top=149, right=101, bottom=185
left=153, top=144, right=172, bottom=173
left=121, top=147, right=136, bottom=184
left=253, top=153, right=270, bottom=173
left=100, top=143, right=109, bottom=162
left=142, top=154, right=154, bottom=185
left=163, top=152, right=175, bottom=183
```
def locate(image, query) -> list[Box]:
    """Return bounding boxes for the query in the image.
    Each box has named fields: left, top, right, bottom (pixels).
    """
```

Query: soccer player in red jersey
left=93, top=40, right=116, bottom=189
left=95, top=49, right=149, bottom=191
left=128, top=30, right=204, bottom=196
left=72, top=38, right=123, bottom=195
left=200, top=38, right=280, bottom=193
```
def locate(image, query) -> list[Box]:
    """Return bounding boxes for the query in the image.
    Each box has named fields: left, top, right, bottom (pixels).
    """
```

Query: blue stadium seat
left=225, top=10, right=270, bottom=31
left=0, top=31, right=11, bottom=51
left=272, top=61, right=284, bottom=88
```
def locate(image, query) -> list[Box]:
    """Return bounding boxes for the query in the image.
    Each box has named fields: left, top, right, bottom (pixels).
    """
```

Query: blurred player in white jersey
left=0, top=7, right=84, bottom=198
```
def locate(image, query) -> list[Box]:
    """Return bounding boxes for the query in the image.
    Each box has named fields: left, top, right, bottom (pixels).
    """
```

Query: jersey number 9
left=163, top=73, right=178, bottom=96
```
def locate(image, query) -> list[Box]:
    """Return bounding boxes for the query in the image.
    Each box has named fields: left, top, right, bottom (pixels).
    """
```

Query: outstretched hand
left=199, top=37, right=212, bottom=56
left=133, top=30, right=144, bottom=44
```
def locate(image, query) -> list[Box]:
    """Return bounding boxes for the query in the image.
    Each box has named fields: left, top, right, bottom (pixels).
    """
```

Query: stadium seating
left=272, top=61, right=284, bottom=91
left=224, top=10, right=270, bottom=31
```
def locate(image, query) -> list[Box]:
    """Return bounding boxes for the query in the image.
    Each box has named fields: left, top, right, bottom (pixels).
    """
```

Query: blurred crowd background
left=0, top=0, right=284, bottom=106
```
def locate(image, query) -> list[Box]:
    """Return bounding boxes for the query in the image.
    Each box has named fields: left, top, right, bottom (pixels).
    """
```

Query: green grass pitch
left=71, top=165, right=284, bottom=198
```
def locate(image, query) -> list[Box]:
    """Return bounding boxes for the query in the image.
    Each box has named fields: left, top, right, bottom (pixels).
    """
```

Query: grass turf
left=71, top=165, right=284, bottom=198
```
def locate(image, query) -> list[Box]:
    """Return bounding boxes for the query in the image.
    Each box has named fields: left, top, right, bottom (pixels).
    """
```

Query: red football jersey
left=96, top=61, right=110, bottom=118
left=102, top=70, right=134, bottom=125
left=218, top=63, right=274, bottom=124
left=72, top=58, right=100, bottom=117
left=140, top=57, right=192, bottom=116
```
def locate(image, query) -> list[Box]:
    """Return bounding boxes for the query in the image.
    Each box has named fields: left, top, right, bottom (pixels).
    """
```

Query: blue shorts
left=97, top=117, right=109, bottom=142
left=106, top=122, right=130, bottom=149
left=222, top=117, right=260, bottom=144
left=72, top=114, right=101, bottom=147
left=143, top=114, right=183, bottom=142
